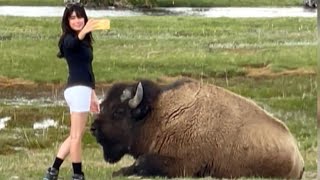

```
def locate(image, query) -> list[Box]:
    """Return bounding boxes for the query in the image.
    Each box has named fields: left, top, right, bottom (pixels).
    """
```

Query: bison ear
left=128, top=82, right=143, bottom=109
left=120, top=88, right=132, bottom=102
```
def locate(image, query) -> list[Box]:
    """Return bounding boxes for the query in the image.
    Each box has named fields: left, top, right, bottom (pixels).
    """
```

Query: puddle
left=1, top=97, right=65, bottom=107
left=0, top=116, right=11, bottom=130
left=0, top=6, right=316, bottom=18
left=1, top=96, right=103, bottom=107
left=33, top=119, right=58, bottom=129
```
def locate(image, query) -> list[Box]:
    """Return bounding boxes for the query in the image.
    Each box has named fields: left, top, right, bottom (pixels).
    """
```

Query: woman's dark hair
left=57, top=3, right=93, bottom=58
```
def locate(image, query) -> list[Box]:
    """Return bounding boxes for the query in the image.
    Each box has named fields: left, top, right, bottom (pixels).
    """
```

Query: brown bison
left=90, top=78, right=304, bottom=179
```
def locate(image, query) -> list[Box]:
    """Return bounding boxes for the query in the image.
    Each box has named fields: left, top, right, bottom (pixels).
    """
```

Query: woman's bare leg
left=56, top=136, right=71, bottom=159
left=69, top=112, right=88, bottom=174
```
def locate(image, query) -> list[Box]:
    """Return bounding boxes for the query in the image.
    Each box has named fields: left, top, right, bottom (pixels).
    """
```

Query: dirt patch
left=0, top=76, right=35, bottom=87
left=0, top=72, right=315, bottom=99
left=245, top=66, right=316, bottom=78
left=0, top=76, right=188, bottom=99
left=0, top=83, right=63, bottom=99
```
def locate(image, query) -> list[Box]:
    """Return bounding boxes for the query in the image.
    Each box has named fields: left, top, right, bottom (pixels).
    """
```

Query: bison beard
left=101, top=142, right=128, bottom=163
left=91, top=78, right=304, bottom=179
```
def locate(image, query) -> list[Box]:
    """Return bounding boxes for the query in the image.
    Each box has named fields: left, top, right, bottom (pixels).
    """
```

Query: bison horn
left=128, top=82, right=143, bottom=108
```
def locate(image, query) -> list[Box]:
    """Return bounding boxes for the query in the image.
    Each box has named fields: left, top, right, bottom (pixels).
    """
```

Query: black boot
left=72, top=172, right=85, bottom=180
left=43, top=167, right=59, bottom=180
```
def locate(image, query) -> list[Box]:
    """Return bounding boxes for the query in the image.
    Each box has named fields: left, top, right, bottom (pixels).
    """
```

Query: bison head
left=91, top=80, right=161, bottom=163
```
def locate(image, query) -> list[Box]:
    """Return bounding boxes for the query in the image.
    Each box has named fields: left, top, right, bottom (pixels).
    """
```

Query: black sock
left=52, top=157, right=64, bottom=170
left=72, top=162, right=82, bottom=174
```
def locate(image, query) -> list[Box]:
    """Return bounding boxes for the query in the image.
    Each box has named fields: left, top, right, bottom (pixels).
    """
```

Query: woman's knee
left=70, top=134, right=84, bottom=142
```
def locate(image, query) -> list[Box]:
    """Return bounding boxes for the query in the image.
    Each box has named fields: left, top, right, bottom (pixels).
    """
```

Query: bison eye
left=112, top=108, right=125, bottom=119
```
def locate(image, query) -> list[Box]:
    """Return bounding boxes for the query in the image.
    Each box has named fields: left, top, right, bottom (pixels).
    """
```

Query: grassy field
left=0, top=17, right=316, bottom=82
left=0, top=0, right=305, bottom=7
left=0, top=16, right=317, bottom=179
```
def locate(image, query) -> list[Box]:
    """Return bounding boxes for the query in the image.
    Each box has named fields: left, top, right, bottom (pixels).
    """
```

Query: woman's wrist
left=77, top=30, right=86, bottom=40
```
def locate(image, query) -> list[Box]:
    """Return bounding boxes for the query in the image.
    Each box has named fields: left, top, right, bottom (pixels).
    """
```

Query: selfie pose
left=43, top=1, right=101, bottom=180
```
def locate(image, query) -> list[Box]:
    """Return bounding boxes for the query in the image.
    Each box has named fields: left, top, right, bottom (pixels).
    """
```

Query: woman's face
left=68, top=11, right=85, bottom=32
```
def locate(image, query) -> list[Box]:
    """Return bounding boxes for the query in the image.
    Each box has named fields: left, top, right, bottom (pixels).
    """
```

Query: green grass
left=0, top=16, right=316, bottom=83
left=0, top=76, right=317, bottom=179
left=0, top=16, right=316, bottom=179
left=0, top=148, right=135, bottom=179
left=0, top=0, right=304, bottom=7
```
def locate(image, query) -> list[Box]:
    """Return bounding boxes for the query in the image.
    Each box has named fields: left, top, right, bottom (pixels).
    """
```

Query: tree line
left=82, top=0, right=159, bottom=8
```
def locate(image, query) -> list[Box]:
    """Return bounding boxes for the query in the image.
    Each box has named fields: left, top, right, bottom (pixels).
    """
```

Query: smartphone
left=94, top=19, right=110, bottom=30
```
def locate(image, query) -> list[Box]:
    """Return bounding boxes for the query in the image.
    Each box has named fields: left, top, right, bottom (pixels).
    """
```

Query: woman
left=43, top=2, right=100, bottom=180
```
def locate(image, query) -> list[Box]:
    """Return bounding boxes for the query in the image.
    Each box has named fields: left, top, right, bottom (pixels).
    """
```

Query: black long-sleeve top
left=61, top=33, right=95, bottom=89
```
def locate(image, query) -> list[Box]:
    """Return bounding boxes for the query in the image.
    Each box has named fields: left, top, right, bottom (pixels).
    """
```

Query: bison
left=90, top=78, right=304, bottom=179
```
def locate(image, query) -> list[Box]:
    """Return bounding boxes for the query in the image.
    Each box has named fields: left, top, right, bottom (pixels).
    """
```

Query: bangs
left=67, top=4, right=87, bottom=18
left=74, top=8, right=86, bottom=18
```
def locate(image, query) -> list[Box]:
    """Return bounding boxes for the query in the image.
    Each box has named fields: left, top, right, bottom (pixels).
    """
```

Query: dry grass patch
left=0, top=76, right=35, bottom=87
left=245, top=67, right=315, bottom=78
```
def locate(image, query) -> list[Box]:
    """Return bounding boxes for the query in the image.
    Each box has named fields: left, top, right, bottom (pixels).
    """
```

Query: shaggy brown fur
left=92, top=79, right=304, bottom=179
left=130, top=80, right=303, bottom=178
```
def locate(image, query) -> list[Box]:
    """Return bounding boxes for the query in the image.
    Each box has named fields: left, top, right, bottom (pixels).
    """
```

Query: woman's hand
left=90, top=90, right=100, bottom=113
left=78, top=19, right=97, bottom=40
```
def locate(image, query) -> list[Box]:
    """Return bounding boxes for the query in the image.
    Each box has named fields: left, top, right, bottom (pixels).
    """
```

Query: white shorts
left=64, top=85, right=92, bottom=113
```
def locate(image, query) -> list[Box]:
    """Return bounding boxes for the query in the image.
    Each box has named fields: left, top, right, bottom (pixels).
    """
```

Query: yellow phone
left=94, top=19, right=110, bottom=30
